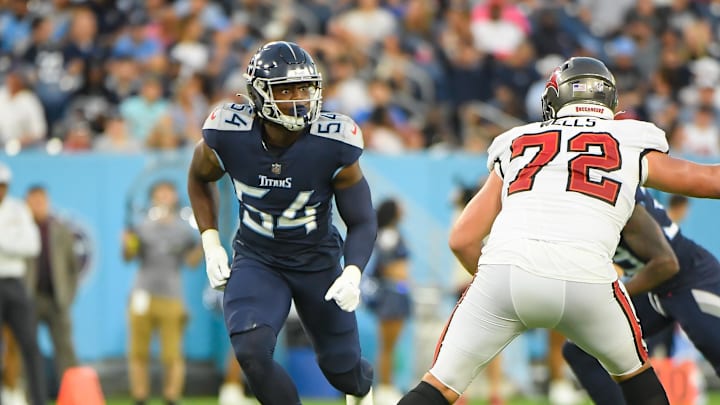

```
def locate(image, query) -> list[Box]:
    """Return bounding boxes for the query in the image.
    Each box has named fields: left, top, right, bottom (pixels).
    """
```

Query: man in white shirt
left=0, top=162, right=47, bottom=405
left=0, top=67, right=47, bottom=149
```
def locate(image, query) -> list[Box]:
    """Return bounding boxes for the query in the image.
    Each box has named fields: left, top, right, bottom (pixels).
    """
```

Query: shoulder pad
left=202, top=103, right=255, bottom=132
left=309, top=112, right=364, bottom=149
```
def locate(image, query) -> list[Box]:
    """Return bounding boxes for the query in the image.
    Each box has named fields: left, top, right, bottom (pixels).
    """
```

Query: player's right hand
left=201, top=229, right=231, bottom=290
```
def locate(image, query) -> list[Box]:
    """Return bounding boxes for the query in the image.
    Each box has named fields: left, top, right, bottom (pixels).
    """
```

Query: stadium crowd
left=0, top=0, right=719, bottom=156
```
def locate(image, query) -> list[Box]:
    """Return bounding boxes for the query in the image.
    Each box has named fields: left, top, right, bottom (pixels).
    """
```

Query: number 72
left=507, top=131, right=622, bottom=205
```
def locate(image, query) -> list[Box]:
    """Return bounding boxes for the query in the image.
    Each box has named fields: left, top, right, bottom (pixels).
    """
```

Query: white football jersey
left=478, top=116, right=669, bottom=283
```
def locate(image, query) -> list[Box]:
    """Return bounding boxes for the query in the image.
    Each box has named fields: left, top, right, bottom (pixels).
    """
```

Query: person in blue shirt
left=187, top=41, right=377, bottom=405
left=563, top=187, right=720, bottom=405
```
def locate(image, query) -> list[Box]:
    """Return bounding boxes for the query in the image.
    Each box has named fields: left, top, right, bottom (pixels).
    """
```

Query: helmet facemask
left=248, top=76, right=323, bottom=131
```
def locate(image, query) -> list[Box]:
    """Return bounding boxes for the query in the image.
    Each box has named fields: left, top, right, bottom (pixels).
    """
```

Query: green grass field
left=90, top=391, right=720, bottom=404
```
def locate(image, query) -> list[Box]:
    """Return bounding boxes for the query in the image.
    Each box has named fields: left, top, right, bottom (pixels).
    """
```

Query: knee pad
left=322, top=358, right=373, bottom=397
left=230, top=326, right=277, bottom=379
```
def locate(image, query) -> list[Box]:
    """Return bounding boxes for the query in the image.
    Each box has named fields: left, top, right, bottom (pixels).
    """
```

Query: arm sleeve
left=335, top=177, right=377, bottom=271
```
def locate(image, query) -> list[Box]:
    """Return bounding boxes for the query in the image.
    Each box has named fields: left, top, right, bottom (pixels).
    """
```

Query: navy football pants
left=222, top=257, right=371, bottom=403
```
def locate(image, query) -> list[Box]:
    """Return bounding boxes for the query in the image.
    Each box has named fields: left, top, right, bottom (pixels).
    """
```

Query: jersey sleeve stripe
left=431, top=277, right=474, bottom=368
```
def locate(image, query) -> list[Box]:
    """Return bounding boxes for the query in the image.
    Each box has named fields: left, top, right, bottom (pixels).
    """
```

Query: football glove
left=324, top=265, right=362, bottom=312
left=202, top=229, right=231, bottom=290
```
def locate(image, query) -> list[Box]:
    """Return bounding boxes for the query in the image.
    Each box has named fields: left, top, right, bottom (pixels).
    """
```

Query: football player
left=397, top=57, right=720, bottom=405
left=563, top=187, right=720, bottom=405
left=187, top=41, right=376, bottom=405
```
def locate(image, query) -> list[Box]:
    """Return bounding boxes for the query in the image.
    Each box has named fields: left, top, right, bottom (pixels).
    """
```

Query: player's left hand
left=324, top=265, right=362, bottom=312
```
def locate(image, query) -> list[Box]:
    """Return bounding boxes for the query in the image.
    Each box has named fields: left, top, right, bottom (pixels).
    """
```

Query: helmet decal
left=545, top=67, right=561, bottom=96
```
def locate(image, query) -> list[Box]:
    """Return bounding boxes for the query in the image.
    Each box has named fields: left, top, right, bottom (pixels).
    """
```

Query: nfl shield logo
left=271, top=163, right=282, bottom=175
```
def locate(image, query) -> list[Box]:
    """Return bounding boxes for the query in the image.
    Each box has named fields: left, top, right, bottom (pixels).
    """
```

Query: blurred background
left=1, top=0, right=720, bottom=403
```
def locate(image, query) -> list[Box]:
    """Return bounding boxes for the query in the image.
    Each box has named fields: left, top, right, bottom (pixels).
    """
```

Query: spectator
left=62, top=7, right=102, bottom=91
left=0, top=0, right=33, bottom=54
left=0, top=66, right=47, bottom=149
left=361, top=78, right=423, bottom=153
left=145, top=115, right=182, bottom=151
left=169, top=15, right=211, bottom=79
left=470, top=0, right=530, bottom=60
left=606, top=36, right=644, bottom=93
left=104, top=56, right=143, bottom=103
left=173, top=0, right=230, bottom=33
left=167, top=75, right=208, bottom=146
left=119, top=75, right=170, bottom=142
left=322, top=54, right=373, bottom=121
left=329, top=0, right=397, bottom=55
left=530, top=7, right=577, bottom=58
left=0, top=162, right=47, bottom=405
left=112, top=12, right=164, bottom=64
left=93, top=112, right=142, bottom=153
left=676, top=105, right=720, bottom=156
left=61, top=121, right=94, bottom=153
left=575, top=0, right=635, bottom=39
left=122, top=181, right=202, bottom=405
left=23, top=185, right=81, bottom=388
left=494, top=40, right=540, bottom=120
left=20, top=15, right=77, bottom=128
left=625, top=18, right=661, bottom=79
left=644, top=71, right=679, bottom=134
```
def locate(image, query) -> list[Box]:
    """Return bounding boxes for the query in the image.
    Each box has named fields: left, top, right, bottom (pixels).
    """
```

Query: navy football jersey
left=202, top=103, right=364, bottom=271
left=615, top=187, right=720, bottom=294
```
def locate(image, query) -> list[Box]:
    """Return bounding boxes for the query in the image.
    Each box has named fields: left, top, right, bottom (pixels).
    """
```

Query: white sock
left=346, top=386, right=374, bottom=405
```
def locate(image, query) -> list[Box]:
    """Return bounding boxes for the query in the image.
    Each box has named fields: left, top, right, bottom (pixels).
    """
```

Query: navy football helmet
left=541, top=57, right=618, bottom=121
left=244, top=41, right=323, bottom=131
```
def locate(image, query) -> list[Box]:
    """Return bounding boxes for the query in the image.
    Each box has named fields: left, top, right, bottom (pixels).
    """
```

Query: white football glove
left=324, top=265, right=362, bottom=312
left=202, top=229, right=231, bottom=290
